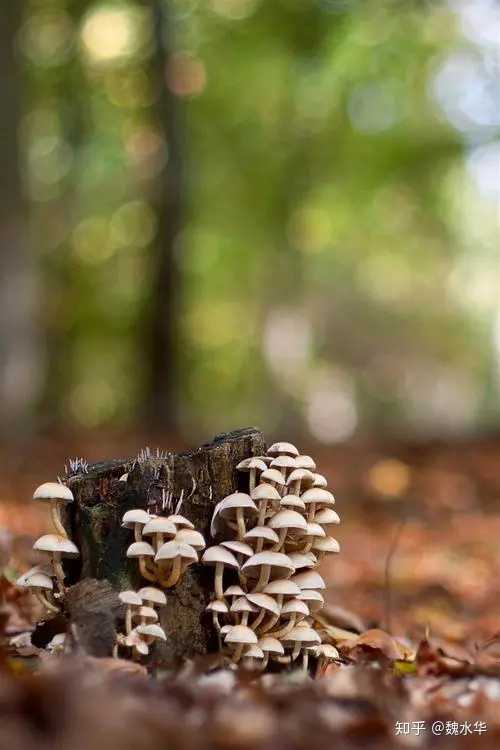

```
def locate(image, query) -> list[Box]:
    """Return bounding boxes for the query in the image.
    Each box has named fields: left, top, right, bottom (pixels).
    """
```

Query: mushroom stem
left=253, top=564, right=271, bottom=593
left=249, top=469, right=257, bottom=494
left=139, top=556, right=157, bottom=582
left=232, top=643, right=245, bottom=663
left=50, top=501, right=67, bottom=537
left=52, top=552, right=66, bottom=593
left=125, top=606, right=133, bottom=634
left=160, top=556, right=182, bottom=587
left=212, top=612, right=222, bottom=632
left=257, top=500, right=268, bottom=527
left=250, top=609, right=266, bottom=630
left=302, top=650, right=310, bottom=672
left=240, top=612, right=249, bottom=627
left=273, top=528, right=287, bottom=552
left=134, top=523, right=143, bottom=544
left=307, top=502, right=317, bottom=523
left=258, top=594, right=283, bottom=633
left=261, top=653, right=269, bottom=670
left=214, top=561, right=225, bottom=600
left=291, top=643, right=301, bottom=661
left=33, top=588, right=60, bottom=614
left=113, top=644, right=118, bottom=658
left=236, top=508, right=246, bottom=540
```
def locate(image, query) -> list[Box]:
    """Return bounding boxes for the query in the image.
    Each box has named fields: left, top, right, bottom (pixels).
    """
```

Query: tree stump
left=62, top=428, right=266, bottom=666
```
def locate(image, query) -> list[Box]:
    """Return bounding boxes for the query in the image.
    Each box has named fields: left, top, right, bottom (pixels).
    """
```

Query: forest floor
left=1, top=430, right=500, bottom=749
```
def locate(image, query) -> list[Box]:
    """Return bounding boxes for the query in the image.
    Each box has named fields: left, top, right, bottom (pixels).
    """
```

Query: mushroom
left=267, top=442, right=299, bottom=458
left=280, top=494, right=306, bottom=512
left=230, top=595, right=258, bottom=627
left=174, top=528, right=206, bottom=552
left=242, top=551, right=295, bottom=592
left=251, top=483, right=281, bottom=526
left=301, top=488, right=335, bottom=523
left=311, top=536, right=340, bottom=560
left=202, top=546, right=239, bottom=600
left=125, top=627, right=149, bottom=657
left=155, top=541, right=198, bottom=587
left=137, top=586, right=167, bottom=610
left=33, top=482, right=74, bottom=538
left=268, top=509, right=307, bottom=551
left=17, top=568, right=59, bottom=613
left=246, top=592, right=280, bottom=631
left=142, top=517, right=177, bottom=552
left=260, top=469, right=286, bottom=497
left=288, top=552, right=317, bottom=571
left=242, top=644, right=265, bottom=670
left=236, top=457, right=268, bottom=493
left=258, top=636, right=284, bottom=669
left=291, top=570, right=326, bottom=591
left=298, top=522, right=326, bottom=554
left=268, top=598, right=310, bottom=639
left=217, top=493, right=258, bottom=540
left=259, top=579, right=301, bottom=633
left=280, top=626, right=321, bottom=669
left=206, top=599, right=229, bottom=632
left=286, top=468, right=314, bottom=496
left=298, top=589, right=325, bottom=612
left=312, top=473, right=328, bottom=488
left=127, top=540, right=156, bottom=581
left=224, top=584, right=245, bottom=600
left=136, top=623, right=167, bottom=643
left=166, top=514, right=194, bottom=529
left=119, top=590, right=143, bottom=633
left=295, top=455, right=316, bottom=472
left=270, top=455, right=297, bottom=480
left=135, top=605, right=158, bottom=625
left=314, top=508, right=340, bottom=526
left=122, top=509, right=151, bottom=543
left=224, top=624, right=257, bottom=663
left=244, top=526, right=279, bottom=554
left=314, top=643, right=340, bottom=673
left=33, top=534, right=79, bottom=592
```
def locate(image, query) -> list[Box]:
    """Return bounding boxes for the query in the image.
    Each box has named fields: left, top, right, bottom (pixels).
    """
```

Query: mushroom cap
left=137, top=587, right=167, bottom=605
left=142, top=518, right=177, bottom=537
left=258, top=636, right=284, bottom=655
left=175, top=529, right=206, bottom=551
left=244, top=526, right=280, bottom=545
left=201, top=545, right=239, bottom=569
left=301, top=488, right=335, bottom=506
left=119, top=590, right=143, bottom=606
left=244, top=645, right=264, bottom=659
left=295, top=455, right=317, bottom=471
left=288, top=552, right=317, bottom=570
left=224, top=585, right=245, bottom=597
left=281, top=598, right=310, bottom=616
left=280, top=495, right=306, bottom=511
left=122, top=509, right=150, bottom=528
left=304, top=522, right=326, bottom=539
left=312, top=473, right=328, bottom=488
left=314, top=508, right=340, bottom=525
left=246, top=593, right=281, bottom=616
left=260, top=469, right=286, bottom=486
left=18, top=571, right=53, bottom=590
left=317, top=644, right=340, bottom=660
left=33, top=482, right=74, bottom=503
left=220, top=624, right=231, bottom=636
left=126, top=541, right=155, bottom=558
left=230, top=596, right=258, bottom=614
left=256, top=455, right=273, bottom=466
left=312, top=536, right=340, bottom=553
left=298, top=589, right=325, bottom=608
left=268, top=509, right=307, bottom=532
left=291, top=570, right=326, bottom=590
left=224, top=625, right=258, bottom=645
left=166, top=514, right=194, bottom=529
left=267, top=442, right=299, bottom=457
left=126, top=629, right=149, bottom=654
left=263, top=579, right=301, bottom=597
left=219, top=493, right=258, bottom=519
left=270, top=455, right=296, bottom=471
left=221, top=540, right=254, bottom=558
left=283, top=627, right=320, bottom=644
left=34, top=534, right=79, bottom=557
left=16, top=565, right=52, bottom=587
left=236, top=458, right=268, bottom=472
left=287, top=468, right=314, bottom=486
left=251, top=484, right=281, bottom=502
left=241, top=551, right=295, bottom=579
left=137, top=623, right=167, bottom=641
left=155, top=541, right=198, bottom=563
left=206, top=600, right=229, bottom=613
left=136, top=605, right=158, bottom=621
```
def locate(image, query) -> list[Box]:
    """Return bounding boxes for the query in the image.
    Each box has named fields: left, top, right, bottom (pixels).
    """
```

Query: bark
left=63, top=428, right=266, bottom=665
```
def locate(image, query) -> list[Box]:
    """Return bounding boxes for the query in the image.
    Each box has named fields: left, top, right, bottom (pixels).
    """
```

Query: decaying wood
left=63, top=428, right=266, bottom=665
left=64, top=579, right=123, bottom=657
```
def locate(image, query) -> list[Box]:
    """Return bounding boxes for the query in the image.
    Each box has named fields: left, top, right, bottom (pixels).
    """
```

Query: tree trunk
left=63, top=428, right=266, bottom=666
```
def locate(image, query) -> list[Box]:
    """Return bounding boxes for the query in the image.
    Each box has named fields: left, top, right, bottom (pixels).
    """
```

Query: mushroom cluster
left=122, top=509, right=206, bottom=588
left=202, top=442, right=340, bottom=671
left=115, top=586, right=167, bottom=658
left=17, top=482, right=80, bottom=613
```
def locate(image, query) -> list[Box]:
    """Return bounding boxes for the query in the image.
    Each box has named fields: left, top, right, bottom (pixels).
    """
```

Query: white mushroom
left=155, top=541, right=198, bottom=587
left=119, top=589, right=143, bottom=633
left=242, top=551, right=295, bottom=592
left=33, top=534, right=79, bottom=592
left=122, top=509, right=151, bottom=543
left=236, top=457, right=268, bottom=493
left=202, top=546, right=239, bottom=600
left=126, top=540, right=156, bottom=582
left=33, top=482, right=74, bottom=538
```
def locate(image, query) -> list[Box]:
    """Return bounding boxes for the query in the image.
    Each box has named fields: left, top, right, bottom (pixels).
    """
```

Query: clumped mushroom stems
left=203, top=441, right=341, bottom=672
left=17, top=479, right=80, bottom=614
left=114, top=587, right=167, bottom=660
